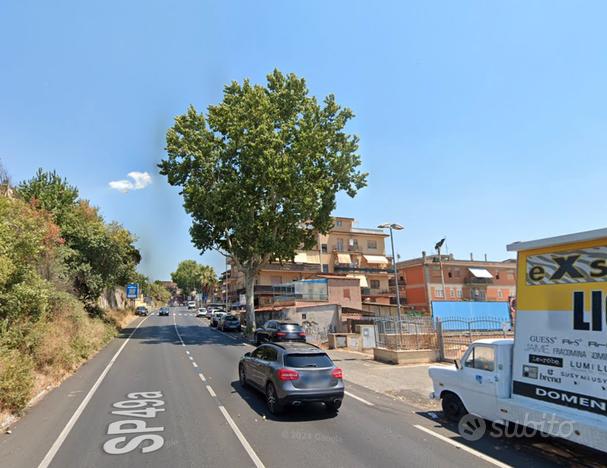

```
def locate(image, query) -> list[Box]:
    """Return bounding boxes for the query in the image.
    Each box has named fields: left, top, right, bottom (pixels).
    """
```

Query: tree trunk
left=244, top=269, right=256, bottom=333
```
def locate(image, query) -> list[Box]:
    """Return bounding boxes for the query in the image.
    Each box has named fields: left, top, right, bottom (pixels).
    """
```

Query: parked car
left=254, top=321, right=306, bottom=345
left=210, top=312, right=227, bottom=327
left=158, top=307, right=169, bottom=316
left=187, top=301, right=197, bottom=310
left=135, top=306, right=148, bottom=316
left=238, top=342, right=344, bottom=415
left=219, top=315, right=241, bottom=332
left=196, top=307, right=206, bottom=318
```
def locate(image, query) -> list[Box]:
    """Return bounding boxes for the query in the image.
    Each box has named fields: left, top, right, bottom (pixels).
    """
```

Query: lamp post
left=378, top=223, right=404, bottom=325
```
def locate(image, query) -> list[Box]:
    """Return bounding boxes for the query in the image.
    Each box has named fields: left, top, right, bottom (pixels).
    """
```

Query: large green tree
left=159, top=70, right=367, bottom=328
left=171, top=260, right=216, bottom=299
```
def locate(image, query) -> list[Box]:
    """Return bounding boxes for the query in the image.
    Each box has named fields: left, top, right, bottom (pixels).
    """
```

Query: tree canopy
left=159, top=70, right=366, bottom=326
left=170, top=260, right=216, bottom=298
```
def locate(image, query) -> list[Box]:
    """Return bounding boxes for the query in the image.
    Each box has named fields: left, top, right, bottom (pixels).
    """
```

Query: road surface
left=0, top=307, right=600, bottom=467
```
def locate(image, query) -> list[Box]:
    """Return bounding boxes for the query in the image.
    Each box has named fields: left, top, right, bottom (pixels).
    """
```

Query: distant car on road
left=254, top=321, right=306, bottom=345
left=210, top=312, right=227, bottom=328
left=218, top=315, right=241, bottom=332
left=187, top=301, right=197, bottom=310
left=196, top=307, right=206, bottom=318
left=135, top=306, right=148, bottom=316
left=158, top=307, right=169, bottom=316
left=238, top=342, right=344, bottom=415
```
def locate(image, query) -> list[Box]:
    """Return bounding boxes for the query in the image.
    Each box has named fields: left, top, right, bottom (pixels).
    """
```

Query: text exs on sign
left=527, top=247, right=607, bottom=286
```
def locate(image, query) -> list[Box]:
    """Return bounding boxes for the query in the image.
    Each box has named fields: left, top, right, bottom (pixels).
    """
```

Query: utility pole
left=378, top=223, right=404, bottom=348
left=435, top=238, right=447, bottom=301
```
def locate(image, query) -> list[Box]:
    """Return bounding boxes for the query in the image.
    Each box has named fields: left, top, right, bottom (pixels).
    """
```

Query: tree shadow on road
left=229, top=380, right=338, bottom=422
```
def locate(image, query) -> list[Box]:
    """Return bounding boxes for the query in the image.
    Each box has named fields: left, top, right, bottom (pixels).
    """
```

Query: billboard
left=512, top=241, right=607, bottom=417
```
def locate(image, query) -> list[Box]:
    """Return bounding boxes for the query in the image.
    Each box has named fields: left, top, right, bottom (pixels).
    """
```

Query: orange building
left=396, top=253, right=516, bottom=314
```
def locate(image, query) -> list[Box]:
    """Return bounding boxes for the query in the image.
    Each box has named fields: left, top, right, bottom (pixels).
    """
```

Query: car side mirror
left=244, top=352, right=251, bottom=358
left=454, top=359, right=461, bottom=370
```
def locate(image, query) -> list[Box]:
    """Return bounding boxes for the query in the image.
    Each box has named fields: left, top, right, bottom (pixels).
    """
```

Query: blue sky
left=2, top=1, right=606, bottom=280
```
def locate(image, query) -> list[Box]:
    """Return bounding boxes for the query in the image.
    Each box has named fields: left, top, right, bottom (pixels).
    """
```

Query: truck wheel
left=442, top=393, right=467, bottom=422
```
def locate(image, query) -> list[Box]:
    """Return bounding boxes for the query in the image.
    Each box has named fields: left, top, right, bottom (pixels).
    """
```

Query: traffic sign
left=126, top=283, right=139, bottom=299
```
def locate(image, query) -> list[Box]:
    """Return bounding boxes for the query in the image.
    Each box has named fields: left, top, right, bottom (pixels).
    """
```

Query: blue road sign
left=126, top=283, right=139, bottom=299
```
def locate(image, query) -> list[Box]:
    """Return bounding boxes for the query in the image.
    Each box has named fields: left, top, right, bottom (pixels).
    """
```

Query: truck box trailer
left=429, top=228, right=607, bottom=453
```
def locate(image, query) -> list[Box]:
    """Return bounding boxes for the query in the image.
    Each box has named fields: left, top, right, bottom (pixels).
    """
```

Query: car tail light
left=276, top=332, right=286, bottom=337
left=298, top=332, right=306, bottom=336
left=277, top=368, right=300, bottom=381
left=331, top=368, right=343, bottom=379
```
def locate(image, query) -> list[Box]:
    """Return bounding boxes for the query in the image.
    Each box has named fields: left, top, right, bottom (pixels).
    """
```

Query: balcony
left=361, top=287, right=392, bottom=296
left=464, top=277, right=493, bottom=285
left=334, top=265, right=389, bottom=274
left=261, top=263, right=321, bottom=273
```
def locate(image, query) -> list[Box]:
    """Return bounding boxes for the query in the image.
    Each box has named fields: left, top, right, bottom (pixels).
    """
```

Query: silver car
left=238, top=342, right=344, bottom=415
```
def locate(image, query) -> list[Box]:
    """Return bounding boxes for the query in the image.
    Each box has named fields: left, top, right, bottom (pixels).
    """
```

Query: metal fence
left=373, top=317, right=438, bottom=351
left=372, top=315, right=514, bottom=359
left=436, top=316, right=514, bottom=361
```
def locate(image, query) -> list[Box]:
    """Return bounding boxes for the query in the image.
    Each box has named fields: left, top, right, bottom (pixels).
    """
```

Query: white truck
left=429, top=228, right=607, bottom=453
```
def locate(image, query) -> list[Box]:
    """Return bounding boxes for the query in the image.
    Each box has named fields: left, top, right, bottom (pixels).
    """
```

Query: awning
left=347, top=274, right=368, bottom=287
left=468, top=268, right=493, bottom=279
left=337, top=253, right=351, bottom=264
left=294, top=252, right=308, bottom=263
left=363, top=254, right=390, bottom=265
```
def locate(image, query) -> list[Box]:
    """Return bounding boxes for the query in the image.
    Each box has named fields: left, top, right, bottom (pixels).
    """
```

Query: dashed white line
left=218, top=405, right=265, bottom=468
left=206, top=385, right=216, bottom=397
left=186, top=351, right=190, bottom=355
left=37, top=316, right=149, bottom=468
left=414, top=425, right=512, bottom=468
left=198, top=373, right=207, bottom=382
left=188, top=356, right=194, bottom=361
left=345, top=390, right=374, bottom=406
left=192, top=362, right=198, bottom=368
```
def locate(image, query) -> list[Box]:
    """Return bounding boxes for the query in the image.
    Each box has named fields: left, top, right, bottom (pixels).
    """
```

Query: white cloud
left=109, top=171, right=152, bottom=193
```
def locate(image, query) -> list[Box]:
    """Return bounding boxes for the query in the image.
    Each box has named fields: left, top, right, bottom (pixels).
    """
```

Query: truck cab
left=429, top=339, right=513, bottom=421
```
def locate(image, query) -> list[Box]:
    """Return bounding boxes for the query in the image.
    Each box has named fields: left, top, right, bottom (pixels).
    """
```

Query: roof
left=507, top=227, right=607, bottom=252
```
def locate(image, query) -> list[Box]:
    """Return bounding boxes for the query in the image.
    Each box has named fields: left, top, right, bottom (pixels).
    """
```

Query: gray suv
left=238, top=342, right=344, bottom=415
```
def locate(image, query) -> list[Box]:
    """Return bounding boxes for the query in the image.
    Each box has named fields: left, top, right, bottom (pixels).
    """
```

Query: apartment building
left=226, top=216, right=394, bottom=307
left=395, top=253, right=517, bottom=314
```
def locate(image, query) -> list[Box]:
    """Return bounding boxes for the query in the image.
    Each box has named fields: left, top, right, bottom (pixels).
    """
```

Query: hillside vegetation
left=0, top=168, right=142, bottom=416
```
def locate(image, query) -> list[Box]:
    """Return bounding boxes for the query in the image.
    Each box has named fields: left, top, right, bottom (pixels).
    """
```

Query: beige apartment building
left=226, top=217, right=394, bottom=307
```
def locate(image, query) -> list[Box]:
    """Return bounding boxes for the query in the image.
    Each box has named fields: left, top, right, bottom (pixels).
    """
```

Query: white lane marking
left=186, top=351, right=190, bottom=355
left=414, top=425, right=512, bottom=468
left=218, top=405, right=265, bottom=468
left=37, top=316, right=149, bottom=468
left=206, top=385, right=216, bottom=397
left=173, top=314, right=186, bottom=347
left=192, top=362, right=198, bottom=368
left=188, top=356, right=194, bottom=361
left=198, top=373, right=206, bottom=382
left=345, top=390, right=374, bottom=407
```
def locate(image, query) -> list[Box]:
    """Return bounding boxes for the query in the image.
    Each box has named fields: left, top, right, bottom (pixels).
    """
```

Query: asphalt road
left=0, top=307, right=599, bottom=467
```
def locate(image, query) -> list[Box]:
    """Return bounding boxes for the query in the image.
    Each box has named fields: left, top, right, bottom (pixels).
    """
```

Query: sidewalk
left=327, top=349, right=451, bottom=410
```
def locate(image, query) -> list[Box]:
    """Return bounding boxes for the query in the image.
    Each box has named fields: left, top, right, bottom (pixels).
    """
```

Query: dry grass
left=0, top=300, right=133, bottom=419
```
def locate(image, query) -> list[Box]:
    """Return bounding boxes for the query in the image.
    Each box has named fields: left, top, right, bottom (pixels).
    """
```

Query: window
left=448, top=271, right=452, bottom=278
left=350, top=239, right=359, bottom=250
left=454, top=268, right=461, bottom=278
left=284, top=353, right=333, bottom=368
left=343, top=288, right=351, bottom=299
left=464, top=346, right=495, bottom=372
left=497, top=289, right=503, bottom=298
left=321, top=243, right=328, bottom=253
left=370, top=279, right=380, bottom=289
left=367, top=239, right=377, bottom=249
left=251, top=348, right=264, bottom=359
left=335, top=220, right=343, bottom=228
left=449, top=288, right=455, bottom=298
left=262, top=347, right=278, bottom=362
left=336, top=239, right=344, bottom=251
left=457, top=289, right=463, bottom=298
left=322, top=264, right=329, bottom=273
left=435, top=288, right=444, bottom=298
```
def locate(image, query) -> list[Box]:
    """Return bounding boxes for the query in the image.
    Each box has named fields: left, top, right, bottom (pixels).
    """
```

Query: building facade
left=396, top=253, right=517, bottom=314
left=226, top=216, right=394, bottom=307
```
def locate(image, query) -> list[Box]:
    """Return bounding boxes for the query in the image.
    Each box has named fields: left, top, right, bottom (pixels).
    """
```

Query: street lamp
left=377, top=223, right=404, bottom=325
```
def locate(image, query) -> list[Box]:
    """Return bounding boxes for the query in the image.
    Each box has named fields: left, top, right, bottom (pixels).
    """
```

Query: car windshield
left=284, top=353, right=333, bottom=368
